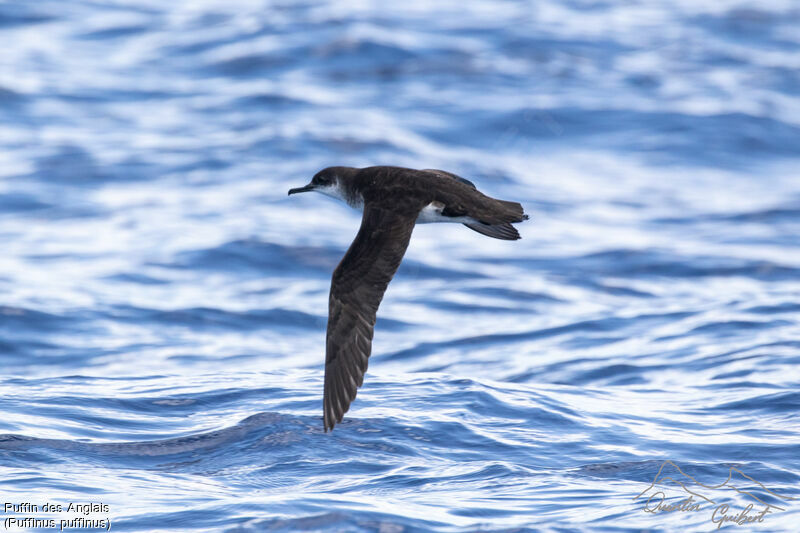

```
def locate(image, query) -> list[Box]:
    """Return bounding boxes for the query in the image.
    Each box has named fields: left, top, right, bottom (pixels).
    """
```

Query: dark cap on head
left=288, top=167, right=351, bottom=195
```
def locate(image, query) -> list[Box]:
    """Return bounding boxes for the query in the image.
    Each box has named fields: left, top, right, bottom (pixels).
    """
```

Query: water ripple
left=0, top=0, right=798, bottom=531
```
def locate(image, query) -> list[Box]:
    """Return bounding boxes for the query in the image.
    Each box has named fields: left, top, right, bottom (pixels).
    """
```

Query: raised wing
left=323, top=204, right=418, bottom=431
left=421, top=168, right=476, bottom=188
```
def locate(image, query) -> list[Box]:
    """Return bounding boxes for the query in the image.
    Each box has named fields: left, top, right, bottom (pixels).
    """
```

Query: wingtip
left=323, top=401, right=339, bottom=432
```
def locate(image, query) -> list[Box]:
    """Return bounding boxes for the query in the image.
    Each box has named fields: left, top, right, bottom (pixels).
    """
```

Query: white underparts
left=416, top=202, right=474, bottom=224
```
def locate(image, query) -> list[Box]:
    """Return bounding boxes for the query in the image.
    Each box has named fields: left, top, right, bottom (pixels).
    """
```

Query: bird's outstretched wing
left=422, top=168, right=476, bottom=188
left=323, top=203, right=418, bottom=431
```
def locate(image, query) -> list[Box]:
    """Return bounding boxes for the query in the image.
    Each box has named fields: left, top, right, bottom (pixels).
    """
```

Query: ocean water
left=1, top=0, right=799, bottom=531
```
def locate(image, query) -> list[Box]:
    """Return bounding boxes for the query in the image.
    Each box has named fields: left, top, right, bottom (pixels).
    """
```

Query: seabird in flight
left=288, top=166, right=528, bottom=431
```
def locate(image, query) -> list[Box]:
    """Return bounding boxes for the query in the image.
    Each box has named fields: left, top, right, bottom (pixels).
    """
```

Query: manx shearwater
left=288, top=166, right=528, bottom=431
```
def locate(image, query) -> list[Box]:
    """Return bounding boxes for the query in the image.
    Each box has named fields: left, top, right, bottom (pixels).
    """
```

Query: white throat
left=316, top=183, right=363, bottom=209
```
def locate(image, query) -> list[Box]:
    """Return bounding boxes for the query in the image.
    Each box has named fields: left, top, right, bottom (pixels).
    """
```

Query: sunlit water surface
left=1, top=1, right=799, bottom=531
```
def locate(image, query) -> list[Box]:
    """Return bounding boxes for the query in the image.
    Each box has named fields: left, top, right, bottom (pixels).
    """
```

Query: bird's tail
left=496, top=200, right=528, bottom=223
left=464, top=199, right=529, bottom=240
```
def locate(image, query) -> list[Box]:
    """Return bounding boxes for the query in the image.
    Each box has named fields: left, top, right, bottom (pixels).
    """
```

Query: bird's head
left=288, top=167, right=351, bottom=203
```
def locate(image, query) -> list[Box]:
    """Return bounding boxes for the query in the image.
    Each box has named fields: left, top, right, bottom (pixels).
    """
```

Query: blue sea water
left=1, top=0, right=799, bottom=531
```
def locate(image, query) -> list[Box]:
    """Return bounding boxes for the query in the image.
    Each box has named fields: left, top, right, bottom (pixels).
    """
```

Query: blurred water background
left=1, top=1, right=799, bottom=531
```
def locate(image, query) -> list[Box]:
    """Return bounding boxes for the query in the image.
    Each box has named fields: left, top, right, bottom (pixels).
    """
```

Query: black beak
left=288, top=184, right=315, bottom=196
